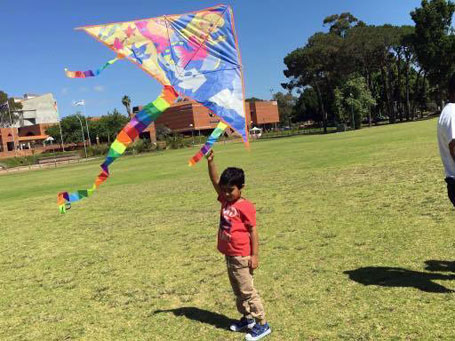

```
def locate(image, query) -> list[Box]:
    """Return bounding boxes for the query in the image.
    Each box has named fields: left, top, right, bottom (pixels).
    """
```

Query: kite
left=58, top=4, right=248, bottom=213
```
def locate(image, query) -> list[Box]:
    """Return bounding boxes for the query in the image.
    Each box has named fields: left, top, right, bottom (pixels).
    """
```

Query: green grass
left=1, top=118, right=454, bottom=340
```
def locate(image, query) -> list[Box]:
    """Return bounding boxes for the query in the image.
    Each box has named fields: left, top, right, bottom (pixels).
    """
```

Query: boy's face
left=220, top=184, right=242, bottom=202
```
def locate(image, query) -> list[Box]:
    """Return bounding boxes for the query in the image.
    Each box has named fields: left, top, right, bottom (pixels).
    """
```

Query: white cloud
left=94, top=85, right=105, bottom=92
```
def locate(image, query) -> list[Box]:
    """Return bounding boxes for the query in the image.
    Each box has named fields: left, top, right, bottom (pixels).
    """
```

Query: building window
left=7, top=142, right=14, bottom=151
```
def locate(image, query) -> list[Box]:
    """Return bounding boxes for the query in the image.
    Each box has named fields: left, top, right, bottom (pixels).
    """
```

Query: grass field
left=1, top=118, right=454, bottom=340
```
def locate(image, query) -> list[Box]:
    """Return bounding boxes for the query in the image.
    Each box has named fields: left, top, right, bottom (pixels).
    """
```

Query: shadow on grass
left=344, top=266, right=455, bottom=293
left=424, top=260, right=455, bottom=272
left=154, top=307, right=234, bottom=329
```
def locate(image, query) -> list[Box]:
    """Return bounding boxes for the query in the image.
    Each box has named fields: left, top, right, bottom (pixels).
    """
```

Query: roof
left=18, top=135, right=48, bottom=141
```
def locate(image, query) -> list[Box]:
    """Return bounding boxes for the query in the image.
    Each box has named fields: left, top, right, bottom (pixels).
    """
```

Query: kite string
left=57, top=85, right=178, bottom=213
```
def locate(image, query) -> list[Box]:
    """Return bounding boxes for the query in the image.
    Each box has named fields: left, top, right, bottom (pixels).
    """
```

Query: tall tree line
left=282, top=0, right=455, bottom=131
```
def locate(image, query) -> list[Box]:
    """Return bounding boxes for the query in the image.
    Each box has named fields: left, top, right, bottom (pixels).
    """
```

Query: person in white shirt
left=437, top=74, right=455, bottom=207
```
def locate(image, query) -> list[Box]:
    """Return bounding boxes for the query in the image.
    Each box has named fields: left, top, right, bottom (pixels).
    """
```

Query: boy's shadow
left=154, top=307, right=235, bottom=329
left=344, top=266, right=455, bottom=293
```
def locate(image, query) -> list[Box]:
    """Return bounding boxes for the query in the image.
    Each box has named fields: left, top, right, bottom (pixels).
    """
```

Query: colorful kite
left=58, top=4, right=247, bottom=213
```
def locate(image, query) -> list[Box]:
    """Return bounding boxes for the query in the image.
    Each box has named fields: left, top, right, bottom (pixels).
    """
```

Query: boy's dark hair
left=219, top=167, right=245, bottom=189
left=449, top=73, right=455, bottom=97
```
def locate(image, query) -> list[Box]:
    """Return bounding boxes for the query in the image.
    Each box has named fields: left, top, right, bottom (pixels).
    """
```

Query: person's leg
left=229, top=256, right=266, bottom=324
left=445, top=178, right=455, bottom=207
left=226, top=256, right=256, bottom=332
left=226, top=256, right=250, bottom=318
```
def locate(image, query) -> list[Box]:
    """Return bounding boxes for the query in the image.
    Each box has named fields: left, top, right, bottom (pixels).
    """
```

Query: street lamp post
left=350, top=92, right=355, bottom=130
left=45, top=136, right=56, bottom=167
left=74, top=100, right=91, bottom=146
left=54, top=101, right=65, bottom=151
left=189, top=124, right=194, bottom=146
left=82, top=102, right=91, bottom=146
left=75, top=114, right=88, bottom=158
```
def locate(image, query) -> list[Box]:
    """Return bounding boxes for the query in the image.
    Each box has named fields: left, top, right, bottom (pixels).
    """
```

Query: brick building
left=0, top=93, right=60, bottom=158
left=0, top=124, right=54, bottom=158
left=133, top=99, right=279, bottom=138
left=248, top=101, right=280, bottom=128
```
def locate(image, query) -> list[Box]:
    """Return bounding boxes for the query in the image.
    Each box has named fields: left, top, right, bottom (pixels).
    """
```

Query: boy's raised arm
left=206, top=150, right=221, bottom=196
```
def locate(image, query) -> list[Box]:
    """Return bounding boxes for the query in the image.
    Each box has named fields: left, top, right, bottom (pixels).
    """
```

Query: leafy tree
left=245, top=97, right=264, bottom=102
left=46, top=109, right=129, bottom=145
left=323, top=12, right=365, bottom=37
left=90, top=109, right=129, bottom=143
left=272, top=92, right=296, bottom=126
left=156, top=124, right=173, bottom=141
left=411, top=0, right=455, bottom=107
left=282, top=11, right=436, bottom=131
left=46, top=114, right=87, bottom=144
left=0, top=91, right=22, bottom=127
left=294, top=88, right=320, bottom=122
left=283, top=31, right=344, bottom=133
left=334, top=75, right=376, bottom=129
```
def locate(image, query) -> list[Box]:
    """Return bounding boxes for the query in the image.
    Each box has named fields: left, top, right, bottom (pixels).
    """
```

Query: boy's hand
left=249, top=255, right=259, bottom=270
left=220, top=231, right=231, bottom=241
left=205, top=149, right=214, bottom=162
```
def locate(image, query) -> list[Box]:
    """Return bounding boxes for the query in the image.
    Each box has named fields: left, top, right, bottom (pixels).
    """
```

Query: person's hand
left=205, top=149, right=214, bottom=162
left=249, top=255, right=259, bottom=270
left=220, top=231, right=231, bottom=241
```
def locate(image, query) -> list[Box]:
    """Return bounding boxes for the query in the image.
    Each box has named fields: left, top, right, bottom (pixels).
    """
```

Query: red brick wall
left=250, top=101, right=279, bottom=125
left=155, top=102, right=195, bottom=132
left=18, top=123, right=55, bottom=137
left=0, top=128, right=19, bottom=153
left=143, top=122, right=156, bottom=142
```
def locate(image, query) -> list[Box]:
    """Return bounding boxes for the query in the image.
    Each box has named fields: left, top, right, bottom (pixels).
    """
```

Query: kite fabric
left=59, top=5, right=247, bottom=212
left=57, top=86, right=178, bottom=213
left=188, top=121, right=228, bottom=166
left=73, top=4, right=248, bottom=143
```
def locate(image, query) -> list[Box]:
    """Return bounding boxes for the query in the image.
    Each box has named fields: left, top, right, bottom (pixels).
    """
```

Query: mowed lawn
left=1, top=118, right=454, bottom=340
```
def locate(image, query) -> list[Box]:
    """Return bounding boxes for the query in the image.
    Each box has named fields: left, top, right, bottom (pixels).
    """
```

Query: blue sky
left=0, top=0, right=421, bottom=118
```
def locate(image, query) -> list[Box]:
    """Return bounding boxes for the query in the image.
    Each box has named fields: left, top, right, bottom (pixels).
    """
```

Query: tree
left=156, top=124, right=172, bottom=141
left=294, top=88, right=320, bottom=122
left=283, top=14, right=427, bottom=130
left=283, top=32, right=344, bottom=133
left=122, top=95, right=131, bottom=116
left=334, top=75, right=376, bottom=129
left=245, top=97, right=264, bottom=102
left=90, top=109, right=129, bottom=143
left=46, top=114, right=87, bottom=144
left=411, top=0, right=455, bottom=108
left=0, top=91, right=22, bottom=127
left=323, top=12, right=365, bottom=37
left=272, top=92, right=296, bottom=126
left=46, top=110, right=129, bottom=145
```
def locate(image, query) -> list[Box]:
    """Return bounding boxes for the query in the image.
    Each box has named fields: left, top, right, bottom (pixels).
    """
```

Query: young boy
left=206, top=149, right=271, bottom=341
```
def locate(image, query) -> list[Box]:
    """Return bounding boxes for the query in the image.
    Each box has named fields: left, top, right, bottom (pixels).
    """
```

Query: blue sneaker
left=230, top=317, right=255, bottom=332
left=245, top=323, right=271, bottom=340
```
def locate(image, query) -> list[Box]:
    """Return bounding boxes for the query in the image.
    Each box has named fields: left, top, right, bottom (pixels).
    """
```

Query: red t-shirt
left=217, top=196, right=256, bottom=256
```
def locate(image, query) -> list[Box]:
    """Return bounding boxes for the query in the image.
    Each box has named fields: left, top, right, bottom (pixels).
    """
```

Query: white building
left=14, top=93, right=59, bottom=126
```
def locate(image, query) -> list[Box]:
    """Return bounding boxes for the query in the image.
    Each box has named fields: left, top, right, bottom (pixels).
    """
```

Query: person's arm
left=449, top=139, right=455, bottom=162
left=249, top=226, right=259, bottom=270
left=206, top=150, right=221, bottom=196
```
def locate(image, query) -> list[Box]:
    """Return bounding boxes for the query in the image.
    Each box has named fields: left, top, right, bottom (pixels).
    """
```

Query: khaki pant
left=225, top=255, right=266, bottom=324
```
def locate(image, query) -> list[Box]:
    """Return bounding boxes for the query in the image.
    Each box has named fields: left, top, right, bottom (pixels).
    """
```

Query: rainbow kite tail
left=57, top=85, right=178, bottom=213
left=65, top=55, right=123, bottom=78
left=188, top=122, right=228, bottom=166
